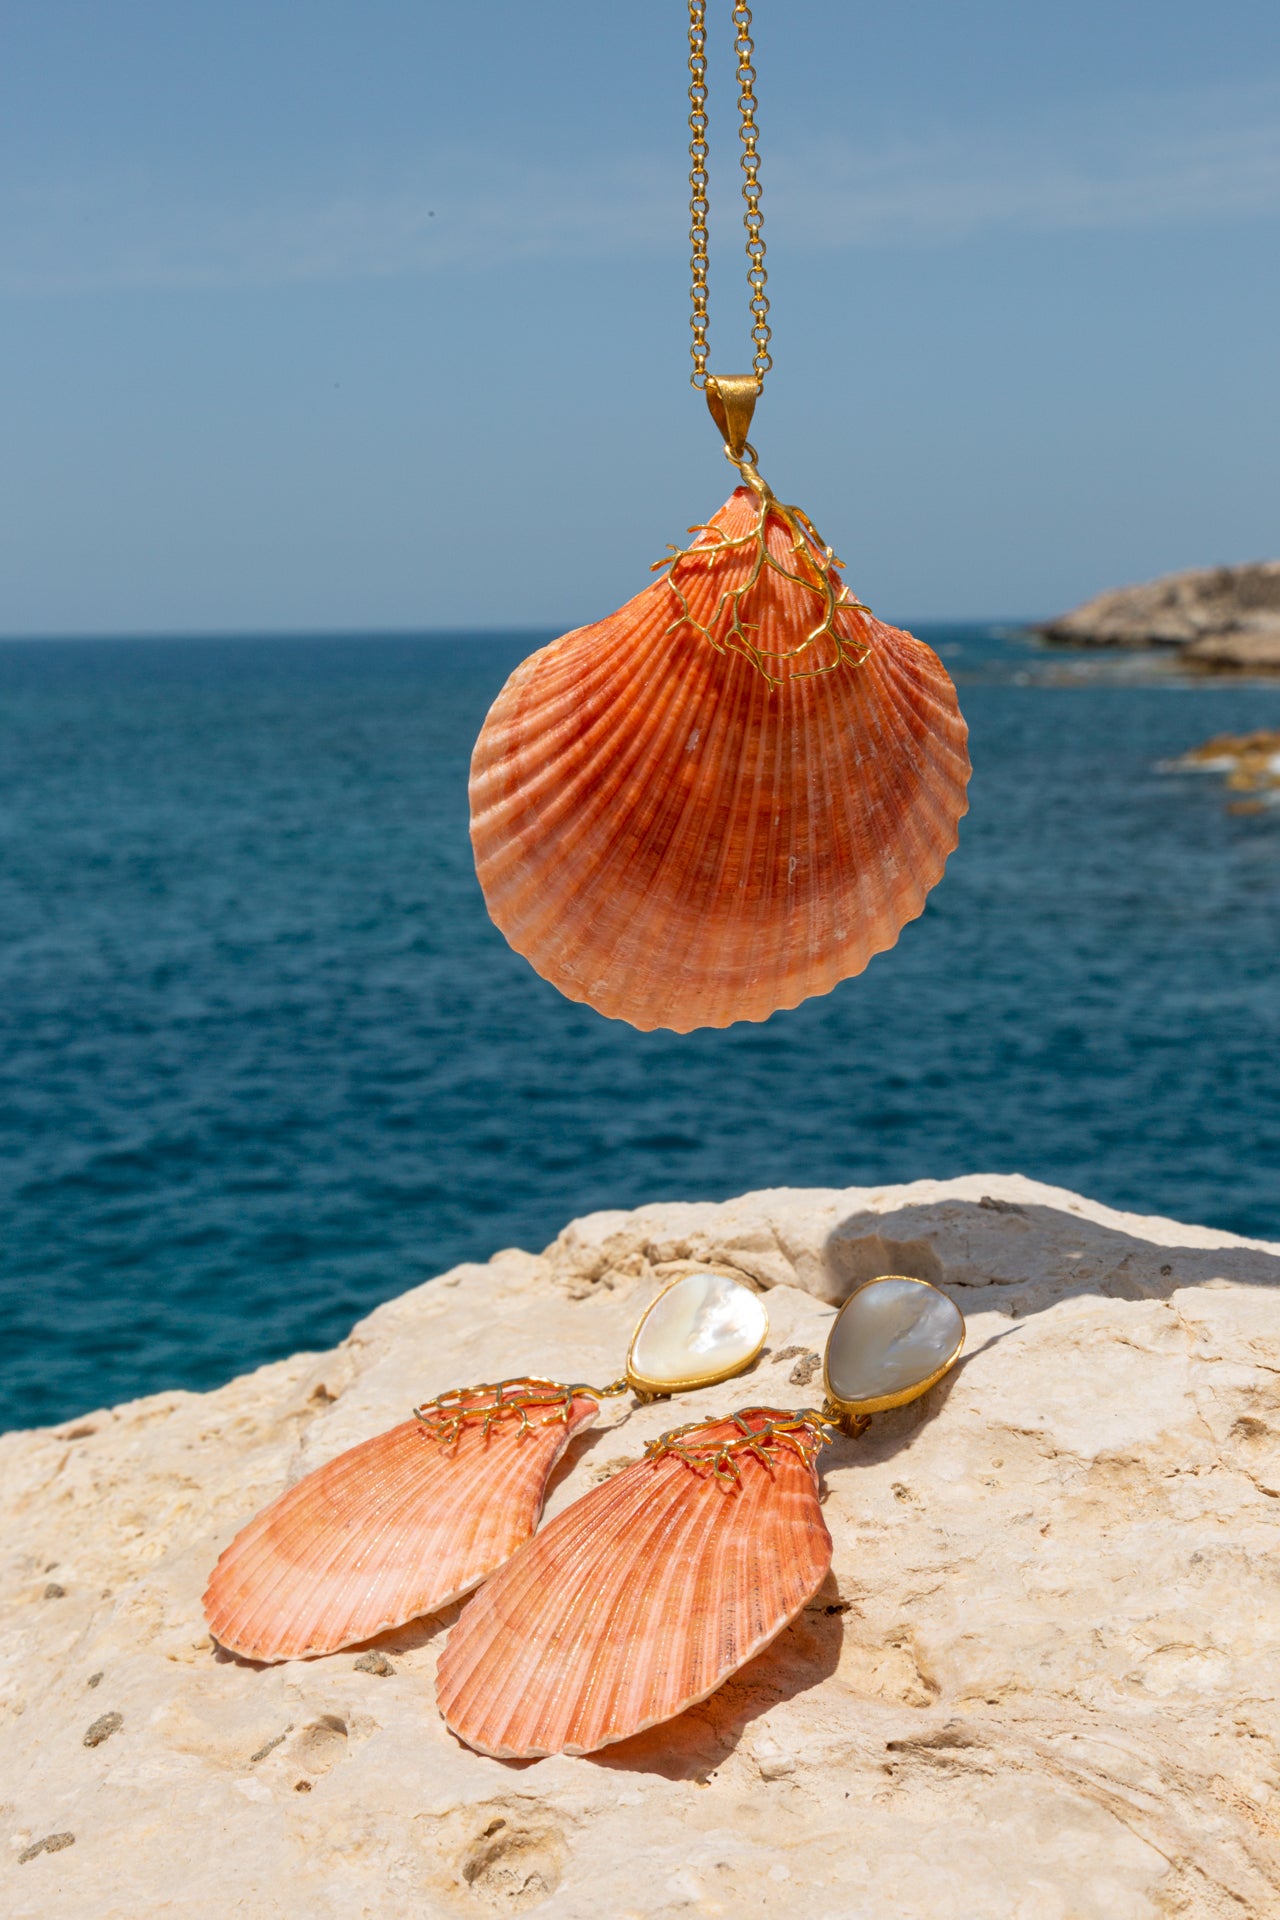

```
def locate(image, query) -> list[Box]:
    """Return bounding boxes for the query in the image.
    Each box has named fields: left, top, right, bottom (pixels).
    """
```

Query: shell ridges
left=470, top=488, right=970, bottom=1031
left=436, top=1407, right=832, bottom=1757
left=202, top=1386, right=599, bottom=1662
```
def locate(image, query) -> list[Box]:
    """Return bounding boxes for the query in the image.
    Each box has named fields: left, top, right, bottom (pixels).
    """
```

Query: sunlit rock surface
left=3, top=1174, right=1279, bottom=1918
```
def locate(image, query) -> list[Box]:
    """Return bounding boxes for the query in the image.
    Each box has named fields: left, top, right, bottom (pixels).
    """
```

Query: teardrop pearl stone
left=629, top=1272, right=768, bottom=1389
left=826, top=1278, right=963, bottom=1406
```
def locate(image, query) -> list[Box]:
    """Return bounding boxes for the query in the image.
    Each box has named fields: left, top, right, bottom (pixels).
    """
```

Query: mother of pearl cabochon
left=825, top=1277, right=964, bottom=1408
left=628, top=1271, right=769, bottom=1390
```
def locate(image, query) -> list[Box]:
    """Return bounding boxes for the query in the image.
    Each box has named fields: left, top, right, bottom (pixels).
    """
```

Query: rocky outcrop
left=1039, top=561, right=1280, bottom=670
left=1182, top=627, right=1280, bottom=671
left=3, top=1174, right=1280, bottom=1918
left=1161, top=730, right=1280, bottom=815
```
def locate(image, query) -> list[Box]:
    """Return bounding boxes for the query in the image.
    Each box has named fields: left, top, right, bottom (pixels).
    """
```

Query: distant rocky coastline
left=1038, top=561, right=1280, bottom=671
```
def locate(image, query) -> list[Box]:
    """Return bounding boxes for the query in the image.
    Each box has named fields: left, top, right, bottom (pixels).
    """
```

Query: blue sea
left=1, top=628, right=1277, bottom=1432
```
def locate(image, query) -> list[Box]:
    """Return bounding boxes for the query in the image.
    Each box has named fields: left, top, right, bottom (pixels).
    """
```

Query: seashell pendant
left=470, top=429, right=970, bottom=1032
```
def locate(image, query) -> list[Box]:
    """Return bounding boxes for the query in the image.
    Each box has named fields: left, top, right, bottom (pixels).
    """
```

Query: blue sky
left=2, top=0, right=1278, bottom=633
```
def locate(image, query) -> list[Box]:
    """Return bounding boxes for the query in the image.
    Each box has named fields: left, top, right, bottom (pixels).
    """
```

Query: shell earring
left=202, top=1270, right=769, bottom=1663
left=436, top=1276, right=964, bottom=1759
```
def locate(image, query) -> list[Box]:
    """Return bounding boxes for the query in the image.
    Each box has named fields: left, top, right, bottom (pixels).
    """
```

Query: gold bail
left=704, top=374, right=760, bottom=461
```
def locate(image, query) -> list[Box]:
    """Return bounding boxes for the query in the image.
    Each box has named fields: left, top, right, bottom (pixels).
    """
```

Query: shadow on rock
left=822, top=1193, right=1280, bottom=1322
left=586, top=1567, right=847, bottom=1781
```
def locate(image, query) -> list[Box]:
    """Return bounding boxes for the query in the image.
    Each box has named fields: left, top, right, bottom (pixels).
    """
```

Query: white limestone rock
left=2, top=1174, right=1280, bottom=1917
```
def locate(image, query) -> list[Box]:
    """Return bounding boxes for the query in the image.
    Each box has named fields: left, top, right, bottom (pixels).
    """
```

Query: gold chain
left=687, top=3, right=710, bottom=386
left=688, top=1, right=772, bottom=390
left=734, top=3, right=771, bottom=380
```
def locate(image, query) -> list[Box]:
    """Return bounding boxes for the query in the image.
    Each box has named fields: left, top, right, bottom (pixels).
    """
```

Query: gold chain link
left=688, top=1, right=772, bottom=390
left=733, top=3, right=771, bottom=381
left=687, top=2, right=710, bottom=386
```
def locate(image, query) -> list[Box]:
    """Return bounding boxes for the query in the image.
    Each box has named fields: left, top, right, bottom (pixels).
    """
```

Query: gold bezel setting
left=821, top=1274, right=965, bottom=1420
left=624, top=1270, right=769, bottom=1398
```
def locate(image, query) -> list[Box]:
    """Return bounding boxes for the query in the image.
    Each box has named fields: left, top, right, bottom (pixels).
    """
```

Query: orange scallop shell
left=470, top=487, right=970, bottom=1031
left=202, top=1386, right=599, bottom=1662
left=436, top=1408, right=832, bottom=1758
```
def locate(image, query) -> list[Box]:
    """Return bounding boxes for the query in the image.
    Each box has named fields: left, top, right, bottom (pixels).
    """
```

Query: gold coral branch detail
left=413, top=1376, right=628, bottom=1447
left=652, top=451, right=873, bottom=688
left=645, top=1407, right=838, bottom=1489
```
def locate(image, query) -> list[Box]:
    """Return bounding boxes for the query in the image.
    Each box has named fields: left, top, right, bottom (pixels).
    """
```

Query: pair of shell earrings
left=204, top=1269, right=964, bottom=1757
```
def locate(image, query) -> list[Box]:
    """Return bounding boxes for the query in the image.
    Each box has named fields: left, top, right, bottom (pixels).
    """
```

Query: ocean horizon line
left=0, top=616, right=1036, bottom=646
